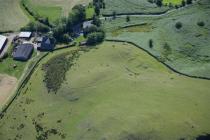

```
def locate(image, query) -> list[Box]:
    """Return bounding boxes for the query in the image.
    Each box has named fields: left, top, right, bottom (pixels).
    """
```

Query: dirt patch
left=0, top=74, right=17, bottom=108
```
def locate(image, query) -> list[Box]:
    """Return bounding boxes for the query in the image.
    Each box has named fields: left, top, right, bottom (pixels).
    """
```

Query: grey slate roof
left=37, top=36, right=54, bottom=51
left=13, top=43, right=34, bottom=61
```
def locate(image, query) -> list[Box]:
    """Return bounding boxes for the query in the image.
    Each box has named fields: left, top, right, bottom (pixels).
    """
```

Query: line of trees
left=93, top=0, right=105, bottom=16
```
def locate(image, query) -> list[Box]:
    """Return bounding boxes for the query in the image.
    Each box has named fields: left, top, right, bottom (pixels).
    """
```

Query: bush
left=126, top=16, right=130, bottom=22
left=156, top=0, right=163, bottom=7
left=182, top=0, right=186, bottom=7
left=149, top=39, right=153, bottom=48
left=197, top=21, right=205, bottom=27
left=83, top=25, right=103, bottom=37
left=62, top=34, right=72, bottom=43
left=175, top=22, right=182, bottom=29
left=92, top=15, right=101, bottom=27
left=186, top=0, right=192, bottom=4
left=86, top=31, right=105, bottom=45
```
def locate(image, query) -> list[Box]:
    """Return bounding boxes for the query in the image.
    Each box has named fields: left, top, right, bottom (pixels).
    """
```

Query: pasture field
left=163, top=0, right=182, bottom=4
left=102, top=0, right=169, bottom=15
left=22, top=0, right=91, bottom=23
left=104, top=0, right=210, bottom=78
left=0, top=0, right=29, bottom=32
left=0, top=57, right=27, bottom=79
left=0, top=42, right=210, bottom=140
left=0, top=74, right=17, bottom=110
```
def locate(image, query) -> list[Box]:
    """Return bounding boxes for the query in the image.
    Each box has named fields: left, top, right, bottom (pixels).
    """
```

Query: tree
left=175, top=22, right=182, bottom=29
left=92, top=15, right=101, bottom=27
left=86, top=32, right=105, bottom=45
left=126, top=16, right=130, bottom=22
left=197, top=21, right=205, bottom=27
left=181, top=0, right=186, bottom=7
left=83, top=25, right=99, bottom=37
left=53, top=23, right=66, bottom=42
left=112, top=11, right=116, bottom=19
left=102, top=2, right=106, bottom=9
left=62, top=34, right=72, bottom=43
left=156, top=0, right=163, bottom=7
left=186, top=0, right=192, bottom=4
left=95, top=5, right=100, bottom=16
left=149, top=39, right=153, bottom=48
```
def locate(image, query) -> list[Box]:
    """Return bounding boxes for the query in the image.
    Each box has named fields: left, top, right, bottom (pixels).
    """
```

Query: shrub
left=62, top=34, right=72, bottom=43
left=149, top=39, right=153, bottom=48
left=86, top=32, right=105, bottom=45
left=156, top=0, right=163, bottom=7
left=197, top=21, right=205, bottom=27
left=186, top=0, right=192, bottom=4
left=92, top=15, right=101, bottom=27
left=182, top=0, right=186, bottom=7
left=112, top=11, right=116, bottom=19
left=175, top=22, right=182, bottom=29
left=126, top=16, right=130, bottom=22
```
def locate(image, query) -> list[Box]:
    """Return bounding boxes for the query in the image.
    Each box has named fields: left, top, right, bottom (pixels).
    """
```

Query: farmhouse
left=37, top=36, right=55, bottom=51
left=13, top=43, right=34, bottom=61
left=19, top=32, right=32, bottom=39
left=0, top=35, right=7, bottom=53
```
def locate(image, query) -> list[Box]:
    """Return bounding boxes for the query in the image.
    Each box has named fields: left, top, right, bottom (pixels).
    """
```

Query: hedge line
left=20, top=0, right=52, bottom=27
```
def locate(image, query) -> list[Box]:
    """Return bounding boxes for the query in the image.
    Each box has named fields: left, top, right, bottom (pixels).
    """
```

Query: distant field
left=104, top=0, right=210, bottom=78
left=102, top=0, right=169, bottom=15
left=0, top=74, right=17, bottom=110
left=0, top=0, right=29, bottom=32
left=0, top=42, right=210, bottom=140
left=22, top=0, right=91, bottom=22
left=163, top=0, right=182, bottom=4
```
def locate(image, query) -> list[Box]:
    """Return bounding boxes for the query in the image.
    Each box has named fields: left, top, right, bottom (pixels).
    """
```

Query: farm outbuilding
left=83, top=21, right=93, bottom=29
left=0, top=35, right=7, bottom=53
left=13, top=43, right=34, bottom=61
left=19, top=32, right=32, bottom=39
left=37, top=36, right=55, bottom=51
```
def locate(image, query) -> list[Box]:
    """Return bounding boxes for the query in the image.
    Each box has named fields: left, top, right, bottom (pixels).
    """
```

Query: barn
left=0, top=35, right=7, bottom=53
left=13, top=43, right=34, bottom=61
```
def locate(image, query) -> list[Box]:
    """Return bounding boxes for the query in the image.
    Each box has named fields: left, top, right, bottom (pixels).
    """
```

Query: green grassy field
left=0, top=42, right=210, bottom=140
left=163, top=0, right=182, bottom=4
left=102, top=0, right=170, bottom=15
left=0, top=0, right=29, bottom=32
left=104, top=0, right=210, bottom=78
left=22, top=0, right=91, bottom=23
